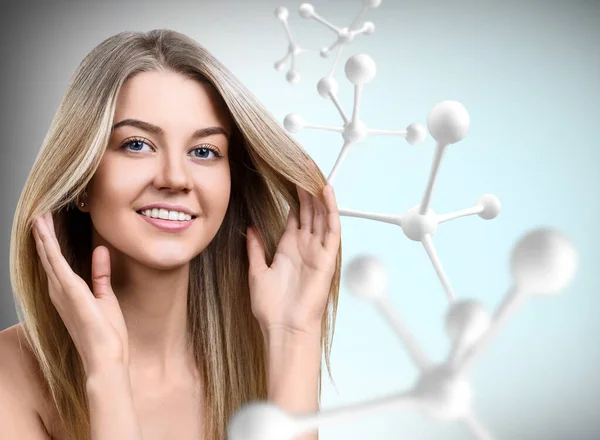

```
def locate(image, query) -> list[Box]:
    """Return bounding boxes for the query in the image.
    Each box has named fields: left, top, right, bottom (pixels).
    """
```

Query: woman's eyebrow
left=111, top=118, right=230, bottom=140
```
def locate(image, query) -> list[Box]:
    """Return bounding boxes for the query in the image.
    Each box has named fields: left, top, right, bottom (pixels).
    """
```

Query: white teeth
left=139, top=209, right=192, bottom=221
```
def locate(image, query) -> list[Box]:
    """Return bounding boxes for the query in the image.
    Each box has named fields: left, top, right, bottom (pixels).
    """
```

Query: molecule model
left=274, top=1, right=381, bottom=84
left=227, top=229, right=578, bottom=440
left=225, top=1, right=580, bottom=439
left=284, top=53, right=427, bottom=183
left=286, top=53, right=496, bottom=303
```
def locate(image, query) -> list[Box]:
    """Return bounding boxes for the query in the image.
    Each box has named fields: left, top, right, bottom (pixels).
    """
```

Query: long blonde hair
left=9, top=29, right=341, bottom=440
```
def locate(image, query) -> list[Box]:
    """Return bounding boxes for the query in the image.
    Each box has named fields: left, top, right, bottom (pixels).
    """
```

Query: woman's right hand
left=32, top=211, right=129, bottom=378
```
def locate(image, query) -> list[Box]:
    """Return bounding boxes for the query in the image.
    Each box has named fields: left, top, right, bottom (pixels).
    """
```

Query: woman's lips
left=137, top=212, right=195, bottom=232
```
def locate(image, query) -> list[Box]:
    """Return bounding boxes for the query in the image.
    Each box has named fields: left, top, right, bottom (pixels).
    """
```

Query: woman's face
left=84, top=69, right=232, bottom=270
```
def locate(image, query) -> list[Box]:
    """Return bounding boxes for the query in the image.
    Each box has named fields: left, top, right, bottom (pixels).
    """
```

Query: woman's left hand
left=246, top=184, right=341, bottom=339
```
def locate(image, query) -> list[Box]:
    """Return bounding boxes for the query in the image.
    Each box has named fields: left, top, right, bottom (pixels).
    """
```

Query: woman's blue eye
left=191, top=146, right=220, bottom=159
left=119, top=138, right=221, bottom=159
left=120, top=139, right=152, bottom=152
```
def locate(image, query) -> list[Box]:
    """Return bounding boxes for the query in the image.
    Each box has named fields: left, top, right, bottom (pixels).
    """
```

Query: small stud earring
left=80, top=201, right=86, bottom=207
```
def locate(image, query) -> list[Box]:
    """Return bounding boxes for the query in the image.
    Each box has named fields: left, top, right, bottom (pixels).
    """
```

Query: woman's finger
left=44, top=211, right=59, bottom=242
left=297, top=185, right=314, bottom=234
left=32, top=224, right=60, bottom=291
left=35, top=215, right=99, bottom=332
left=312, top=190, right=327, bottom=245
left=33, top=219, right=71, bottom=321
left=323, top=185, right=341, bottom=253
left=285, top=205, right=299, bottom=233
left=35, top=214, right=85, bottom=297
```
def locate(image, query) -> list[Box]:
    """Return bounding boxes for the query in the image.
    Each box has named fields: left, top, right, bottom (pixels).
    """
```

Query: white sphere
left=363, top=21, right=375, bottom=35
left=286, top=71, right=300, bottom=84
left=477, top=194, right=501, bottom=220
left=413, top=365, right=472, bottom=421
left=298, top=3, right=315, bottom=18
left=401, top=206, right=438, bottom=241
left=345, top=54, right=377, bottom=85
left=427, top=101, right=470, bottom=145
left=364, top=0, right=382, bottom=7
left=317, top=76, right=339, bottom=98
left=227, top=402, right=297, bottom=440
left=344, top=254, right=388, bottom=300
left=445, top=300, right=491, bottom=348
left=510, top=228, right=578, bottom=296
left=319, top=47, right=331, bottom=58
left=406, top=123, right=426, bottom=145
left=275, top=7, right=289, bottom=21
left=283, top=114, right=305, bottom=133
left=342, top=120, right=368, bottom=143
left=274, top=60, right=285, bottom=71
left=338, top=28, right=353, bottom=44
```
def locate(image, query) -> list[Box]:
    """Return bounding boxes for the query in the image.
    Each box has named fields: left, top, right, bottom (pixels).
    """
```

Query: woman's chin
left=136, top=249, right=195, bottom=270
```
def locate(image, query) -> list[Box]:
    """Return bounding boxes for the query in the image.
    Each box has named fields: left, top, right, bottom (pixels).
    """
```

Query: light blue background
left=1, top=1, right=598, bottom=439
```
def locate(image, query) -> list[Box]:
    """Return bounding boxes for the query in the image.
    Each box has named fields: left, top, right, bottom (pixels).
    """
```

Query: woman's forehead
left=114, top=70, right=232, bottom=133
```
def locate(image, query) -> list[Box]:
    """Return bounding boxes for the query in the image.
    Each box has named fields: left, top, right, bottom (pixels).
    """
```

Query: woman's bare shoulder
left=0, top=323, right=54, bottom=438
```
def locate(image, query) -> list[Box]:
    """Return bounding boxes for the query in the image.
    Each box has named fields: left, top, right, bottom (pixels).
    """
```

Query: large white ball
left=427, top=101, right=470, bottom=145
left=510, top=228, right=578, bottom=296
left=344, top=254, right=388, bottom=300
left=344, top=54, right=377, bottom=85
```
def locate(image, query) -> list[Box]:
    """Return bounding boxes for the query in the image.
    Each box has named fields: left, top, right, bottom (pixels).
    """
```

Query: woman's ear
left=76, top=190, right=89, bottom=213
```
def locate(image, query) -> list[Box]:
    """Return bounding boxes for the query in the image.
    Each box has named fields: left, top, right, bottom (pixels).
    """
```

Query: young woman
left=0, top=29, right=342, bottom=440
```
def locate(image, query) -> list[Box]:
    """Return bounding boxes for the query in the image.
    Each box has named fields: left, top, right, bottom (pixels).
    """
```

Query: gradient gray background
left=1, top=0, right=599, bottom=439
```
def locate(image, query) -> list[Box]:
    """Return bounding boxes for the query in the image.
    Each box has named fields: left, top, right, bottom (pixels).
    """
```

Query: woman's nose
left=154, top=152, right=192, bottom=192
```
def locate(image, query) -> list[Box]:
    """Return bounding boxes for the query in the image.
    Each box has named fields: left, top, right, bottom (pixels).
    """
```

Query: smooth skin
left=27, top=182, right=340, bottom=440
left=29, top=182, right=340, bottom=377
left=248, top=184, right=340, bottom=339
left=32, top=215, right=130, bottom=377
left=1, top=69, right=341, bottom=440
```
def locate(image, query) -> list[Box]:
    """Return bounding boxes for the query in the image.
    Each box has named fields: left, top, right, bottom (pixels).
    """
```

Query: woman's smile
left=136, top=210, right=196, bottom=232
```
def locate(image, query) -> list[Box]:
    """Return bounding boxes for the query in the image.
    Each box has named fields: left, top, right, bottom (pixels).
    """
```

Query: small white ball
left=344, top=54, right=377, bottom=85
left=406, top=123, right=426, bottom=145
left=275, top=6, right=289, bottom=21
left=286, top=71, right=300, bottom=84
left=510, top=228, right=578, bottom=296
left=283, top=114, right=305, bottom=133
left=427, top=101, right=470, bottom=145
left=364, top=0, right=382, bottom=8
left=445, top=300, right=491, bottom=348
left=298, top=3, right=315, bottom=18
left=274, top=60, right=285, bottom=71
left=319, top=47, right=331, bottom=58
left=477, top=194, right=501, bottom=220
left=317, top=76, right=339, bottom=98
left=344, top=254, right=388, bottom=300
left=363, top=21, right=375, bottom=35
left=227, top=402, right=297, bottom=440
